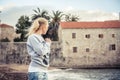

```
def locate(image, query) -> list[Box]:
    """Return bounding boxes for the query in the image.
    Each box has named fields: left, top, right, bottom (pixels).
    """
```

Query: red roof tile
left=60, top=20, right=120, bottom=29
left=0, top=24, right=13, bottom=28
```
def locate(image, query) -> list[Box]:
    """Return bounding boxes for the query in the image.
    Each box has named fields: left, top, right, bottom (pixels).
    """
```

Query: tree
left=14, top=37, right=21, bottom=42
left=65, top=14, right=79, bottom=22
left=32, top=8, right=50, bottom=21
left=0, top=37, right=10, bottom=42
left=71, top=15, right=79, bottom=21
left=48, top=10, right=64, bottom=41
left=65, top=14, right=71, bottom=22
left=15, top=15, right=31, bottom=42
left=51, top=10, right=64, bottom=23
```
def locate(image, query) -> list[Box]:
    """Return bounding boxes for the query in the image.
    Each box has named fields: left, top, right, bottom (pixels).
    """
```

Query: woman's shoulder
left=28, top=34, right=35, bottom=38
left=28, top=34, right=43, bottom=40
left=28, top=34, right=36, bottom=39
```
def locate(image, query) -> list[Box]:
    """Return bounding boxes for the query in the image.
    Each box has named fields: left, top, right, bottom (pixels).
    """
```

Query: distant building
left=58, top=21, right=120, bottom=67
left=0, top=23, right=20, bottom=42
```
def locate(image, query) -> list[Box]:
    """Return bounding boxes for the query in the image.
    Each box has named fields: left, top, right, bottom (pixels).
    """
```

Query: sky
left=0, top=0, right=120, bottom=12
left=0, top=0, right=120, bottom=26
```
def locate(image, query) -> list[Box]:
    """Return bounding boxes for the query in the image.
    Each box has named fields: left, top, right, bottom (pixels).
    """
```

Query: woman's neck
left=34, top=30, right=42, bottom=35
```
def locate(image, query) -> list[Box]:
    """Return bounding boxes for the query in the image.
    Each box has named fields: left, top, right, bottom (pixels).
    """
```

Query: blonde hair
left=26, top=17, right=48, bottom=36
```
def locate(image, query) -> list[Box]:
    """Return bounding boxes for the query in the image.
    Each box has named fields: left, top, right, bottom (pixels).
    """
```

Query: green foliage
left=15, top=15, right=31, bottom=42
left=0, top=37, right=10, bottom=42
left=48, top=22, right=59, bottom=41
left=47, top=10, right=64, bottom=41
left=65, top=14, right=79, bottom=22
left=32, top=8, right=50, bottom=21
left=13, top=37, right=21, bottom=42
left=51, top=10, right=64, bottom=22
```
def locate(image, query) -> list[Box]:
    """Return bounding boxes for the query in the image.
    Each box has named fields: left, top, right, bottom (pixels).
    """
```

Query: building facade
left=0, top=21, right=120, bottom=68
left=58, top=21, right=120, bottom=67
left=0, top=23, right=20, bottom=42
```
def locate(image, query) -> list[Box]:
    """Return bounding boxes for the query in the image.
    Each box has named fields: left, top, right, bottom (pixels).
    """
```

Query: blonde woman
left=26, top=18, right=51, bottom=80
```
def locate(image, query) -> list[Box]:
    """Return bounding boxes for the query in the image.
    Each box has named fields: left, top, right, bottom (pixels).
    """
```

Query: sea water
left=48, top=69, right=120, bottom=80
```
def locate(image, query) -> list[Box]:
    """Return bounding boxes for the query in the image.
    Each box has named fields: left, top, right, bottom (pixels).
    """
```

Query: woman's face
left=41, top=23, right=48, bottom=35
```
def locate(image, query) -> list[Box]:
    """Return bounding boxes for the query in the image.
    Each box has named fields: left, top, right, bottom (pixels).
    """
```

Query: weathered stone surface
left=0, top=42, right=120, bottom=68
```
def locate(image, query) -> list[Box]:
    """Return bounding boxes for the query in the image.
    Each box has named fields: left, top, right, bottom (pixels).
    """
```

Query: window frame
left=86, top=48, right=90, bottom=52
left=73, top=47, right=77, bottom=53
left=72, top=33, right=76, bottom=39
left=98, top=34, right=104, bottom=38
left=109, top=44, right=116, bottom=51
left=85, top=34, right=90, bottom=39
left=112, top=34, right=115, bottom=38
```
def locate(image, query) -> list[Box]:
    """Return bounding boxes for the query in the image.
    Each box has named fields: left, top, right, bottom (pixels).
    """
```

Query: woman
left=26, top=18, right=51, bottom=80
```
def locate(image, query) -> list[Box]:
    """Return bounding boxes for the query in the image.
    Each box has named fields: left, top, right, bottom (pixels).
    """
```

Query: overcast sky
left=0, top=0, right=120, bottom=27
left=1, top=0, right=120, bottom=12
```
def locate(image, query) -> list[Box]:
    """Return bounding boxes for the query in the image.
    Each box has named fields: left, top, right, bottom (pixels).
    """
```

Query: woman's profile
left=26, top=17, right=51, bottom=80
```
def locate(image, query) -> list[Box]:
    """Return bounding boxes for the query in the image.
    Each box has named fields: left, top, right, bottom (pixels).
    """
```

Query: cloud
left=0, top=3, right=16, bottom=11
left=63, top=6, right=74, bottom=11
left=0, top=7, right=3, bottom=11
left=0, top=5, right=55, bottom=26
left=63, top=10, right=119, bottom=21
left=0, top=6, right=33, bottom=27
left=0, top=6, right=119, bottom=27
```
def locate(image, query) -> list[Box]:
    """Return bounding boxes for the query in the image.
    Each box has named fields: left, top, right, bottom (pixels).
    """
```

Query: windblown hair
left=26, top=17, right=48, bottom=36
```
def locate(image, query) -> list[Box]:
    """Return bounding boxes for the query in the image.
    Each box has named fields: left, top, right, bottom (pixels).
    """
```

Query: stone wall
left=61, top=28, right=120, bottom=57
left=57, top=28, right=120, bottom=68
left=0, top=42, right=30, bottom=64
left=0, top=42, right=120, bottom=68
left=0, top=42, right=62, bottom=65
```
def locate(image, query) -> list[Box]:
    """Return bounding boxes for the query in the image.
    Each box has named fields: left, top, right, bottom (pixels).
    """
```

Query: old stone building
left=0, top=23, right=20, bottom=42
left=57, top=20, right=120, bottom=68
left=0, top=23, right=14, bottom=41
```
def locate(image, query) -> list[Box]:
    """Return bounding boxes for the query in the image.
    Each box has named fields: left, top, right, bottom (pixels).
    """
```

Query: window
left=112, top=34, right=115, bottom=38
left=72, top=33, right=76, bottom=39
left=109, top=44, right=116, bottom=51
left=73, top=47, right=77, bottom=53
left=85, top=34, right=90, bottom=39
left=86, top=48, right=90, bottom=52
left=98, top=34, right=103, bottom=38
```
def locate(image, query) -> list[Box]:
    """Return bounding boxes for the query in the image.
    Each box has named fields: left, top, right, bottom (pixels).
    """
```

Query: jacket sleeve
left=28, top=35, right=51, bottom=56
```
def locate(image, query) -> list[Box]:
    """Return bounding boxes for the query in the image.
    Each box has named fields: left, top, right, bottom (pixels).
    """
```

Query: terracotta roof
left=60, top=20, right=120, bottom=29
left=0, top=24, right=13, bottom=28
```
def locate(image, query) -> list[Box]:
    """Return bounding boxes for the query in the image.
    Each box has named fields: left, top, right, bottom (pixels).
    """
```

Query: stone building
left=0, top=23, right=20, bottom=42
left=0, top=21, right=120, bottom=68
left=57, top=20, right=120, bottom=68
